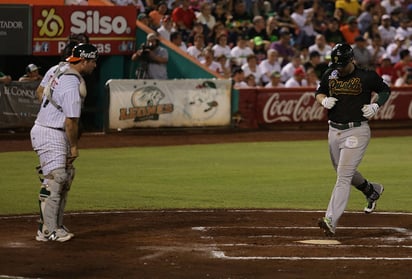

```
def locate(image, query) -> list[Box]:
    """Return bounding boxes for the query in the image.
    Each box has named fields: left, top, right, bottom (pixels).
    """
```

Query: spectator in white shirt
left=381, top=0, right=402, bottom=15
left=265, top=71, right=284, bottom=88
left=284, top=67, right=308, bottom=87
left=241, top=54, right=264, bottom=86
left=308, top=34, right=332, bottom=62
left=259, top=49, right=281, bottom=85
left=201, top=47, right=221, bottom=73
left=212, top=33, right=231, bottom=67
left=187, top=33, right=205, bottom=61
left=230, top=34, right=254, bottom=67
left=290, top=2, right=317, bottom=48
left=386, top=34, right=408, bottom=64
left=157, top=15, right=175, bottom=41
left=378, top=14, right=396, bottom=47
left=280, top=54, right=303, bottom=83
left=396, top=18, right=412, bottom=42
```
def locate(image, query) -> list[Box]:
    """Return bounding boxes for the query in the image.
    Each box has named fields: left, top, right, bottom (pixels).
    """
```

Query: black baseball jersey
left=315, top=66, right=391, bottom=123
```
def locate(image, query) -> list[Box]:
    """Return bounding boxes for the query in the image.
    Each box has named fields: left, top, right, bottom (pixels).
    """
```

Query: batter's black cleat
left=318, top=217, right=335, bottom=237
left=364, top=183, right=384, bottom=214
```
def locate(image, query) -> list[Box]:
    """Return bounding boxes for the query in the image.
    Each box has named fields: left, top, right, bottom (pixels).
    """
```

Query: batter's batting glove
left=362, top=103, right=379, bottom=119
left=321, top=97, right=338, bottom=109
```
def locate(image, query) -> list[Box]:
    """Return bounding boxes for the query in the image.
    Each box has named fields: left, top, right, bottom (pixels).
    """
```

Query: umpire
left=30, top=43, right=98, bottom=242
left=315, top=43, right=391, bottom=237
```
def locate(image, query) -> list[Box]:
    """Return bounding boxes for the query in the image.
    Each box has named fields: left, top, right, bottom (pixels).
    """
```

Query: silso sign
left=32, top=5, right=136, bottom=56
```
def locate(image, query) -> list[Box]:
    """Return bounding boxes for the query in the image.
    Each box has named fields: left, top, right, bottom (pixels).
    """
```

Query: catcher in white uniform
left=31, top=43, right=98, bottom=242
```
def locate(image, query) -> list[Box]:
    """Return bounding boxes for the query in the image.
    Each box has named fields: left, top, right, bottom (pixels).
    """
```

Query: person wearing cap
left=132, top=32, right=169, bottom=79
left=18, top=64, right=43, bottom=82
left=269, top=27, right=296, bottom=67
left=264, top=71, right=284, bottom=88
left=36, top=34, right=90, bottom=101
left=378, top=14, right=396, bottom=47
left=353, top=35, right=373, bottom=69
left=30, top=43, right=98, bottom=243
left=284, top=67, right=308, bottom=87
left=315, top=43, right=391, bottom=237
left=157, top=15, right=176, bottom=41
left=259, top=49, right=281, bottom=85
left=340, top=16, right=361, bottom=45
left=230, top=34, right=254, bottom=67
left=385, top=33, right=408, bottom=64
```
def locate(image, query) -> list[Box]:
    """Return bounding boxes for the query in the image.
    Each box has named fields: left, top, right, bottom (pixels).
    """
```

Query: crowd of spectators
left=118, top=0, right=412, bottom=88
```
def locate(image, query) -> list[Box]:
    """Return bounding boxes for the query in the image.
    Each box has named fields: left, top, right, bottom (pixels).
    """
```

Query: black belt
left=37, top=124, right=65, bottom=132
left=329, top=121, right=362, bottom=130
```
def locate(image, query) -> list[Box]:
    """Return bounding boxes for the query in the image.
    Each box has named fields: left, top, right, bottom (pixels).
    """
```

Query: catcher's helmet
left=330, top=43, right=353, bottom=68
left=66, top=43, right=98, bottom=63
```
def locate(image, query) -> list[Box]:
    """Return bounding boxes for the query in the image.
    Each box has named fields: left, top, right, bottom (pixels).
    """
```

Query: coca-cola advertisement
left=32, top=5, right=136, bottom=56
left=237, top=87, right=412, bottom=128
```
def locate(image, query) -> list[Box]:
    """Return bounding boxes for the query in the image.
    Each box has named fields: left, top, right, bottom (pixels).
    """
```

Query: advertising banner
left=32, top=5, right=136, bottom=56
left=0, top=81, right=41, bottom=128
left=254, top=88, right=412, bottom=125
left=0, top=5, right=31, bottom=55
left=107, top=79, right=232, bottom=129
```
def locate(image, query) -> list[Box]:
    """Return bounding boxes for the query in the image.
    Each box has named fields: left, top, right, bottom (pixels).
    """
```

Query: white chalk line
left=193, top=226, right=410, bottom=233
left=211, top=251, right=412, bottom=261
left=1, top=209, right=412, bottom=220
left=194, top=225, right=412, bottom=261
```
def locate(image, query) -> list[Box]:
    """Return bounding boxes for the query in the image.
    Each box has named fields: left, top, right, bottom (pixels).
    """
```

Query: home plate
left=296, top=239, right=341, bottom=245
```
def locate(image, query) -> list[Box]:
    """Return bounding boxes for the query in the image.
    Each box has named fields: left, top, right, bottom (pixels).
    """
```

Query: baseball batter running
left=315, top=43, right=391, bottom=236
left=31, top=43, right=98, bottom=242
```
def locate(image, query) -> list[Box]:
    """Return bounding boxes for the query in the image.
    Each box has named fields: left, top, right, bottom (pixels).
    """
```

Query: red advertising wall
left=237, top=87, right=412, bottom=129
left=32, top=5, right=136, bottom=56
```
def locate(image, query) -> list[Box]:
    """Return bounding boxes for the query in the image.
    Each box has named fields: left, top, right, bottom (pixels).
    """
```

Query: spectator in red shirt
left=172, top=0, right=196, bottom=33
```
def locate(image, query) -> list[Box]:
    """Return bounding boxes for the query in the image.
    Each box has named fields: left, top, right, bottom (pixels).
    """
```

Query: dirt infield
left=1, top=128, right=412, bottom=278
left=0, top=210, right=411, bottom=279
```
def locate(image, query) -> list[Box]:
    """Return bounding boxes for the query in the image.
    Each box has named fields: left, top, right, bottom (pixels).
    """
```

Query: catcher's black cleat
left=318, top=217, right=335, bottom=237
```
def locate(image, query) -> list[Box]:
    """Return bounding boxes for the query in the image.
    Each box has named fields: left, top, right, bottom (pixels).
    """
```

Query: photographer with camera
left=131, top=33, right=169, bottom=79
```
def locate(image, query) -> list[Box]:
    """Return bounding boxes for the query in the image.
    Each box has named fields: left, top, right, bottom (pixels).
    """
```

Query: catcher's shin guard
left=42, top=168, right=68, bottom=234
left=38, top=185, right=50, bottom=232
left=57, top=166, right=75, bottom=228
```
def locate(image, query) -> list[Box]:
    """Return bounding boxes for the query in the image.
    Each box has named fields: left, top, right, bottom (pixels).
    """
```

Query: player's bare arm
left=65, top=117, right=79, bottom=162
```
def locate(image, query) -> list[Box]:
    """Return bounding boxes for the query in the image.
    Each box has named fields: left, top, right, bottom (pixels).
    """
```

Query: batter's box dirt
left=0, top=210, right=412, bottom=279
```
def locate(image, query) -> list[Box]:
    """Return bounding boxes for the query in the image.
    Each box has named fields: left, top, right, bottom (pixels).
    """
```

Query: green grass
left=0, top=136, right=411, bottom=214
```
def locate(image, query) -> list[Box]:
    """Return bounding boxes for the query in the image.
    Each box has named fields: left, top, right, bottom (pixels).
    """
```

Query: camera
left=138, top=42, right=156, bottom=61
